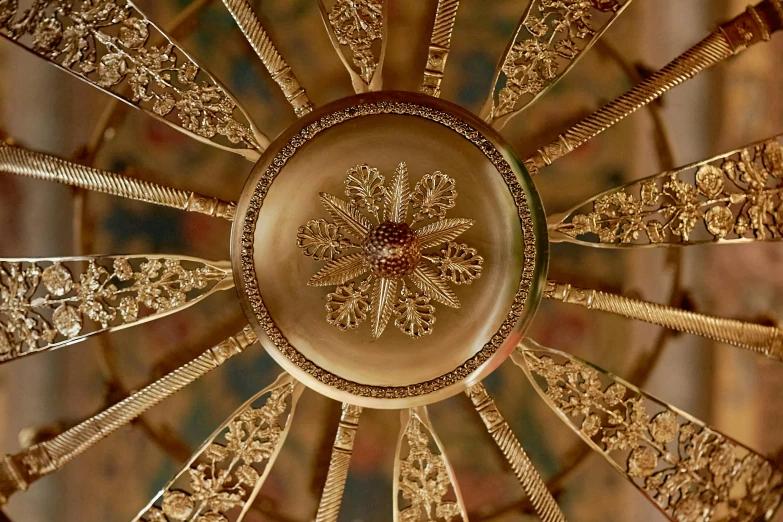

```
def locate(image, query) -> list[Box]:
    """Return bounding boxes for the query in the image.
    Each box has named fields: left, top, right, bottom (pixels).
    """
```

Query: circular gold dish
left=232, top=91, right=548, bottom=408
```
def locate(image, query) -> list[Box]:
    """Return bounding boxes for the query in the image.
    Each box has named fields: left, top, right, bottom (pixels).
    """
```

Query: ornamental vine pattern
left=296, top=161, right=484, bottom=339
left=136, top=374, right=303, bottom=522
left=327, top=0, right=384, bottom=84
left=0, top=0, right=261, bottom=153
left=486, top=0, right=629, bottom=122
left=553, top=137, right=783, bottom=246
left=395, top=409, right=467, bottom=522
left=518, top=344, right=783, bottom=522
left=0, top=256, right=231, bottom=362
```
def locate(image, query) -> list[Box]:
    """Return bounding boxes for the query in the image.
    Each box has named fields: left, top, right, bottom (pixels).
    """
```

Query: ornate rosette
left=234, top=93, right=545, bottom=403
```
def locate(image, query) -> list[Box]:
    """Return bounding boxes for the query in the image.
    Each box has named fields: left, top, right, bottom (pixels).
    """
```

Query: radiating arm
left=466, top=383, right=566, bottom=522
left=525, top=0, right=783, bottom=173
left=512, top=341, right=783, bottom=522
left=0, top=143, right=236, bottom=220
left=481, top=0, right=635, bottom=128
left=550, top=135, right=783, bottom=247
left=134, top=372, right=304, bottom=522
left=545, top=281, right=783, bottom=362
left=318, top=0, right=387, bottom=93
left=0, top=0, right=268, bottom=160
left=0, top=255, right=232, bottom=363
left=220, top=0, right=313, bottom=117
left=420, top=0, right=461, bottom=98
left=0, top=326, right=257, bottom=505
left=393, top=407, right=468, bottom=522
left=315, top=403, right=362, bottom=522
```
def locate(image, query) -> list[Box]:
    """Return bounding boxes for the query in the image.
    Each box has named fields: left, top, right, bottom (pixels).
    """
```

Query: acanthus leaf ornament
left=297, top=161, right=483, bottom=338
left=513, top=341, right=783, bottom=522
left=135, top=373, right=304, bottom=522
left=550, top=136, right=783, bottom=247
left=0, top=256, right=232, bottom=362
left=0, top=0, right=267, bottom=159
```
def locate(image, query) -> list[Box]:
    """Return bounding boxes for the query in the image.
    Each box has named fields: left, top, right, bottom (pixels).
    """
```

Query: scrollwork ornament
left=513, top=341, right=783, bottom=522
left=0, top=256, right=232, bottom=362
left=552, top=137, right=783, bottom=247
left=328, top=0, right=384, bottom=84
left=0, top=0, right=264, bottom=157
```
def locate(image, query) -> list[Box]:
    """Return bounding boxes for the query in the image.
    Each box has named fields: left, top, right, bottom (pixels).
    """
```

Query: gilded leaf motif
left=516, top=343, right=783, bottom=522
left=394, top=286, right=435, bottom=338
left=553, top=137, right=783, bottom=246
left=326, top=278, right=371, bottom=330
left=427, top=242, right=483, bottom=285
left=328, top=0, right=384, bottom=83
left=0, top=256, right=230, bottom=362
left=297, top=219, right=353, bottom=261
left=345, top=164, right=385, bottom=220
left=136, top=375, right=303, bottom=522
left=0, top=0, right=262, bottom=154
left=411, top=172, right=457, bottom=223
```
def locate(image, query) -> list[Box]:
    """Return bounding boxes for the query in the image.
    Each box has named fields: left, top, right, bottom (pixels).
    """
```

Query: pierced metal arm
left=545, top=281, right=783, bottom=362
left=513, top=341, right=783, bottom=522
left=134, top=372, right=304, bottom=522
left=0, top=255, right=233, bottom=363
left=482, top=0, right=635, bottom=128
left=466, top=383, right=566, bottom=522
left=0, top=0, right=268, bottom=160
left=315, top=403, right=363, bottom=522
left=393, top=407, right=468, bottom=522
left=549, top=135, right=783, bottom=247
left=220, top=0, right=313, bottom=117
left=525, top=0, right=783, bottom=173
left=0, top=326, right=258, bottom=505
left=318, top=0, right=387, bottom=93
left=420, top=0, right=461, bottom=98
left=0, top=144, right=237, bottom=220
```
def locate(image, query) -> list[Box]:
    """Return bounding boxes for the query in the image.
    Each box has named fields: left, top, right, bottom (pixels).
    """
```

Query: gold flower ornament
left=297, top=162, right=484, bottom=339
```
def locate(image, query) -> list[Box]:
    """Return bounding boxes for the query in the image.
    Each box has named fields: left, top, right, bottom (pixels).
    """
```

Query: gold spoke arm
left=0, top=327, right=257, bottom=505
left=0, top=144, right=236, bottom=220
left=526, top=0, right=783, bottom=173
left=483, top=0, right=635, bottom=128
left=220, top=0, right=313, bottom=117
left=545, top=281, right=783, bottom=362
left=420, top=0, right=461, bottom=98
left=512, top=341, right=783, bottom=521
left=135, top=372, right=304, bottom=522
left=318, top=0, right=387, bottom=93
left=393, top=407, right=468, bottom=522
left=549, top=135, right=783, bottom=248
left=315, top=403, right=362, bottom=522
left=466, top=383, right=566, bottom=522
left=0, top=255, right=233, bottom=363
left=0, top=0, right=267, bottom=160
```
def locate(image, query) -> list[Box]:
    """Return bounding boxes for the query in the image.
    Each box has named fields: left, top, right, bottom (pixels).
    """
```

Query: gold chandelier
left=0, top=1, right=781, bottom=521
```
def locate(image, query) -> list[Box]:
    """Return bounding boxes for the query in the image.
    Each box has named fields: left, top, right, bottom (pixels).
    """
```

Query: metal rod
left=525, top=0, right=783, bottom=173
left=420, top=0, right=461, bottom=98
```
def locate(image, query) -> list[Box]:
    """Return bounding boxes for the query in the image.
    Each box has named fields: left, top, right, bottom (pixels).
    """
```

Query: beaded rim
left=236, top=94, right=542, bottom=400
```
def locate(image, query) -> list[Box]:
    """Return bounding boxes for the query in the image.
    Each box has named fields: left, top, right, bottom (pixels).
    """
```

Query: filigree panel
left=319, top=0, right=386, bottom=92
left=393, top=407, right=468, bottom=522
left=0, top=256, right=232, bottom=362
left=513, top=341, right=783, bottom=522
left=135, top=373, right=304, bottom=522
left=483, top=0, right=633, bottom=127
left=296, top=161, right=484, bottom=339
left=0, top=0, right=266, bottom=158
left=551, top=136, right=783, bottom=247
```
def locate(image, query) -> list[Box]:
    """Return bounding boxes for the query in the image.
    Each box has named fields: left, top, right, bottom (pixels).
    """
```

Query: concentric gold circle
left=232, top=91, right=548, bottom=408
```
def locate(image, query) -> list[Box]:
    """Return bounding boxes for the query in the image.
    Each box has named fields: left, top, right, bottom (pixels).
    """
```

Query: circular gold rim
left=232, top=91, right=548, bottom=407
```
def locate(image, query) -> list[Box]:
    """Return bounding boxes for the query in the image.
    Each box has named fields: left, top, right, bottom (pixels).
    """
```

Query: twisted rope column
left=466, top=383, right=566, bottom=522
left=0, top=326, right=257, bottom=504
left=545, top=281, right=783, bottom=361
left=0, top=144, right=236, bottom=220
left=525, top=0, right=783, bottom=173
left=421, top=0, right=461, bottom=97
